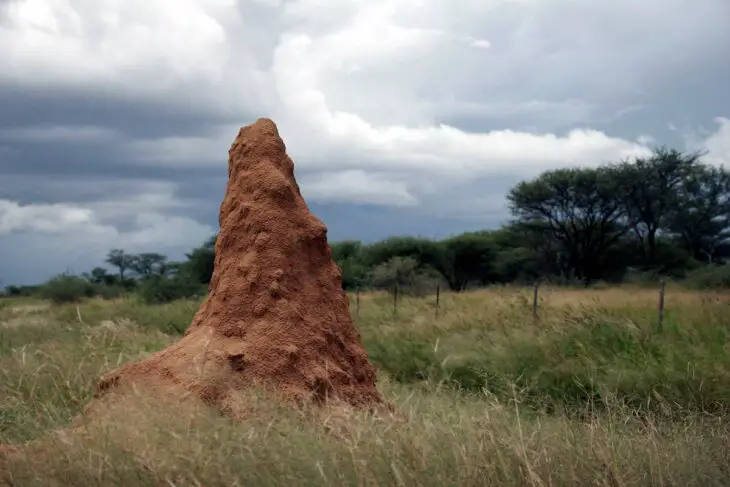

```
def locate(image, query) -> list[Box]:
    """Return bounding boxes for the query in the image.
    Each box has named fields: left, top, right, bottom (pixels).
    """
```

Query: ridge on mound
left=87, top=118, right=383, bottom=415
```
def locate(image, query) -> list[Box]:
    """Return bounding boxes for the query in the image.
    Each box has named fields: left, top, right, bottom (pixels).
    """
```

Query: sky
left=1, top=0, right=729, bottom=286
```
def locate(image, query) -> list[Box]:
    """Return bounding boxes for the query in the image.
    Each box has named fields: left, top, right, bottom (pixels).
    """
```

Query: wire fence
left=352, top=280, right=671, bottom=330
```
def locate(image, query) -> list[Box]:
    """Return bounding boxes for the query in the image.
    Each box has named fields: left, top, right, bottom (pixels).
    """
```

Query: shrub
left=40, top=274, right=95, bottom=304
left=685, top=264, right=730, bottom=289
left=367, top=256, right=441, bottom=297
left=94, top=284, right=127, bottom=300
left=5, top=285, right=42, bottom=297
left=137, top=277, right=205, bottom=304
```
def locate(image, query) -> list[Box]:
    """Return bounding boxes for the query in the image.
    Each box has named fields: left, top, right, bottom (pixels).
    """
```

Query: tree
left=438, top=233, right=497, bottom=290
left=105, top=249, right=135, bottom=281
left=361, top=236, right=447, bottom=271
left=330, top=240, right=363, bottom=262
left=616, top=148, right=700, bottom=266
left=330, top=240, right=368, bottom=289
left=83, top=266, right=115, bottom=285
left=130, top=252, right=168, bottom=279
left=5, top=285, right=21, bottom=296
left=507, top=166, right=630, bottom=284
left=163, top=261, right=186, bottom=278
left=182, top=235, right=217, bottom=284
left=665, top=164, right=730, bottom=264
left=137, top=276, right=204, bottom=304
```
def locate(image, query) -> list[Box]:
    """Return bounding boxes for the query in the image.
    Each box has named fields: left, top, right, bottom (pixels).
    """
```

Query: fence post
left=393, top=285, right=399, bottom=315
left=532, top=281, right=539, bottom=323
left=435, top=285, right=440, bottom=319
left=658, top=280, right=666, bottom=331
left=356, top=287, right=360, bottom=318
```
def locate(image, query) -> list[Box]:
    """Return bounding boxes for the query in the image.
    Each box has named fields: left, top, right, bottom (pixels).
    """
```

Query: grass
left=1, top=285, right=730, bottom=485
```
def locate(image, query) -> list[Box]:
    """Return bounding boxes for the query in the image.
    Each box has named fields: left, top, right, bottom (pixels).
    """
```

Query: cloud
left=130, top=120, right=653, bottom=210
left=696, top=117, right=730, bottom=167
left=0, top=200, right=94, bottom=235
left=0, top=124, right=120, bottom=143
left=298, top=170, right=419, bottom=207
left=0, top=178, right=215, bottom=285
left=0, top=196, right=215, bottom=285
left=0, top=0, right=728, bottom=284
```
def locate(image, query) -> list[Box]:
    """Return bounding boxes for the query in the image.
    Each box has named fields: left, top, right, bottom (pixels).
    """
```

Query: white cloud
left=0, top=200, right=94, bottom=234
left=698, top=117, right=730, bottom=167
left=3, top=0, right=228, bottom=84
left=470, top=38, right=491, bottom=49
left=126, top=118, right=652, bottom=209
left=0, top=197, right=215, bottom=284
left=0, top=196, right=213, bottom=245
left=298, top=170, right=418, bottom=207
left=0, top=0, right=275, bottom=114
left=126, top=129, right=235, bottom=167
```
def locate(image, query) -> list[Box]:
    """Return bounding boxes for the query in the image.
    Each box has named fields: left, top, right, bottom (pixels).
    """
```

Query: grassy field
left=1, top=286, right=730, bottom=486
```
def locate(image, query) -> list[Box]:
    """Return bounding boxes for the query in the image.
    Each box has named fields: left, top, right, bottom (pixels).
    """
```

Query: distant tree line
left=5, top=146, right=730, bottom=303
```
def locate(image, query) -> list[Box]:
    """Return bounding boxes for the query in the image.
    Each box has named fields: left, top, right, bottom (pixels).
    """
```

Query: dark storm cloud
left=442, top=47, right=730, bottom=146
left=0, top=140, right=222, bottom=180
left=1, top=173, right=170, bottom=206
left=0, top=79, right=251, bottom=218
left=0, top=78, right=234, bottom=212
left=434, top=0, right=730, bottom=139
left=0, top=85, right=234, bottom=138
left=0, top=161, right=222, bottom=222
left=0, top=125, right=228, bottom=211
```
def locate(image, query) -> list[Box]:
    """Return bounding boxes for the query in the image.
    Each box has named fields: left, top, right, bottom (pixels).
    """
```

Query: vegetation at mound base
left=2, top=286, right=730, bottom=485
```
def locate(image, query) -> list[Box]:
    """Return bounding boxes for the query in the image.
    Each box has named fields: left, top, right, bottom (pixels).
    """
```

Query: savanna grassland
left=1, top=285, right=730, bottom=486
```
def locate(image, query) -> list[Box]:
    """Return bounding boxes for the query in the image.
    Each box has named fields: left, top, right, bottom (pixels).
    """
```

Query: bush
left=4, top=285, right=22, bottom=296
left=684, top=264, right=730, bottom=289
left=4, top=285, right=42, bottom=297
left=94, top=284, right=127, bottom=300
left=137, top=277, right=205, bottom=304
left=367, top=256, right=441, bottom=297
left=40, top=274, right=95, bottom=304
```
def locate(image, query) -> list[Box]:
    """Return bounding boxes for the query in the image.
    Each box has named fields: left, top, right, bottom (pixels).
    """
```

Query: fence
left=352, top=280, right=671, bottom=331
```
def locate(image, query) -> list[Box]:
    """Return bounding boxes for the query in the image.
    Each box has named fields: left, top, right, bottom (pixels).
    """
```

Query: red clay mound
left=87, top=118, right=383, bottom=414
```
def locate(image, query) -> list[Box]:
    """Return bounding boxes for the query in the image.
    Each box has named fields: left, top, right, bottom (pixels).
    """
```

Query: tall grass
left=1, top=286, right=730, bottom=485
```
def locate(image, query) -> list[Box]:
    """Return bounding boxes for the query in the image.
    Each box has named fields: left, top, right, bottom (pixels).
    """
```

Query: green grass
left=2, top=286, right=730, bottom=485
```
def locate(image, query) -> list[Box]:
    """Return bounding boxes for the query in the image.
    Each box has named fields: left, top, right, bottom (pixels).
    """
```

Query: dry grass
left=1, top=285, right=730, bottom=486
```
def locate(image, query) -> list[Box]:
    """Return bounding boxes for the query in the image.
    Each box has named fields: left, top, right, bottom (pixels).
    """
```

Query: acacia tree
left=105, top=249, right=135, bottom=281
left=330, top=240, right=368, bottom=289
left=501, top=221, right=570, bottom=280
left=507, top=166, right=629, bottom=284
left=130, top=252, right=168, bottom=279
left=182, top=235, right=217, bottom=284
left=665, top=164, right=730, bottom=264
left=438, top=232, right=497, bottom=291
left=616, top=147, right=701, bottom=267
left=83, top=267, right=115, bottom=285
